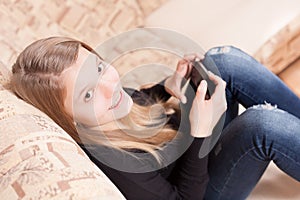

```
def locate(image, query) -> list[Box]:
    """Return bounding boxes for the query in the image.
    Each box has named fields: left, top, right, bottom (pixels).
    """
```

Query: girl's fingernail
left=182, top=96, right=187, bottom=104
left=200, top=80, right=207, bottom=90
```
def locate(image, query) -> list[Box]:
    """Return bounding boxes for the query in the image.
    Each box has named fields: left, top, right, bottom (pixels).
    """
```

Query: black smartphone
left=190, top=59, right=216, bottom=99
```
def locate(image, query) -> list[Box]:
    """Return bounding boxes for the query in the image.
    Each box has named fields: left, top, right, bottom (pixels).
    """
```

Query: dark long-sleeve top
left=80, top=79, right=209, bottom=200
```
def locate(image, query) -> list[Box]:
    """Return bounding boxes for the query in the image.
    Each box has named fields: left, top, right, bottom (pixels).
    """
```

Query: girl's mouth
left=109, top=91, right=123, bottom=110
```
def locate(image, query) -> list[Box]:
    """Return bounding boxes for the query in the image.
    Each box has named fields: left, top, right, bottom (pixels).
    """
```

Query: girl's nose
left=97, top=80, right=114, bottom=99
left=97, top=65, right=120, bottom=99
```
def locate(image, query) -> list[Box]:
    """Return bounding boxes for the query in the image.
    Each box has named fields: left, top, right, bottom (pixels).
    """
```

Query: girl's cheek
left=92, top=101, right=108, bottom=124
left=93, top=92, right=108, bottom=111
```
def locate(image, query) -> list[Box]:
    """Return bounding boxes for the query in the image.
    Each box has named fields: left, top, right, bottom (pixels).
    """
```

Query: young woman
left=11, top=37, right=300, bottom=200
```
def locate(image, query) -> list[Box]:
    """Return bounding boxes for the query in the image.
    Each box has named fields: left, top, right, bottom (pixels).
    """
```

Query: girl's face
left=61, top=47, right=133, bottom=127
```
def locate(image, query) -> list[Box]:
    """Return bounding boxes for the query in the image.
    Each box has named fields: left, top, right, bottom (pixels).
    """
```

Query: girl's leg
left=204, top=106, right=300, bottom=200
left=202, top=46, right=300, bottom=125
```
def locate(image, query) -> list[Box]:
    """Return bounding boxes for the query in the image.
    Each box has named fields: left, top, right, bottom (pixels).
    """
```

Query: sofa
left=1, top=0, right=300, bottom=199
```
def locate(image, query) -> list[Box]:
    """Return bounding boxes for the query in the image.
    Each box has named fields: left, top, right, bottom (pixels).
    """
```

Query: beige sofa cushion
left=0, top=61, right=11, bottom=90
left=0, top=61, right=49, bottom=120
left=0, top=60, right=125, bottom=199
left=0, top=114, right=125, bottom=199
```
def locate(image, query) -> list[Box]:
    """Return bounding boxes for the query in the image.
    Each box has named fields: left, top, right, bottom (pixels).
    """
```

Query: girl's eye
left=84, top=90, right=94, bottom=102
left=98, top=62, right=105, bottom=73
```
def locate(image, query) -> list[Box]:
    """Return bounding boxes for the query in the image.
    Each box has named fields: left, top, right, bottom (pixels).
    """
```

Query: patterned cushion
left=0, top=61, right=11, bottom=89
left=0, top=89, right=49, bottom=121
left=0, top=114, right=125, bottom=199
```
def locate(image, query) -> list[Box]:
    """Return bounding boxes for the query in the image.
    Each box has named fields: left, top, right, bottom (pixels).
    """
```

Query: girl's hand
left=165, top=53, right=204, bottom=104
left=189, top=72, right=227, bottom=138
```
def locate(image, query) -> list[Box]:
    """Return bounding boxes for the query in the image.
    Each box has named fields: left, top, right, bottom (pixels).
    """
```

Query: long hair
left=11, top=37, right=179, bottom=162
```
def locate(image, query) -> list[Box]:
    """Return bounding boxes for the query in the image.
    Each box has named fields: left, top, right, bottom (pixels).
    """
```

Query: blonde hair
left=11, top=37, right=179, bottom=162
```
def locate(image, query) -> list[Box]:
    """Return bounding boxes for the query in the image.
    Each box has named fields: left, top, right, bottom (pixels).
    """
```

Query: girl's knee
left=219, top=105, right=300, bottom=159
left=203, top=46, right=254, bottom=79
left=241, top=105, right=300, bottom=138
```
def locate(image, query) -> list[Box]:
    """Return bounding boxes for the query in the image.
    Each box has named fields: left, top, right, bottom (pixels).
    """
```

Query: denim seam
left=215, top=146, right=263, bottom=197
left=216, top=145, right=300, bottom=198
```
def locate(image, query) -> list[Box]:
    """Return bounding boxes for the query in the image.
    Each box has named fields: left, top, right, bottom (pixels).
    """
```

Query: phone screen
left=190, top=61, right=216, bottom=99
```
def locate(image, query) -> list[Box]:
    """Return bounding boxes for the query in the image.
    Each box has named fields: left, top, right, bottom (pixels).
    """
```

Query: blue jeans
left=202, top=46, right=300, bottom=200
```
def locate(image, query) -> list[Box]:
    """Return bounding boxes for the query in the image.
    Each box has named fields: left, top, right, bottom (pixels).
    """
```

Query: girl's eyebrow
left=92, top=50, right=104, bottom=61
left=96, top=55, right=101, bottom=65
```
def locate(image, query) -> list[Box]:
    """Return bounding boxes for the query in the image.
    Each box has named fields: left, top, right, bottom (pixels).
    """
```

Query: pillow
left=0, top=89, right=50, bottom=121
left=0, top=61, right=11, bottom=89
left=0, top=114, right=125, bottom=200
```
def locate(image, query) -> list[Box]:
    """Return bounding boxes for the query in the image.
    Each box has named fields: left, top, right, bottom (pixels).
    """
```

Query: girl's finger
left=176, top=60, right=189, bottom=77
left=192, top=54, right=205, bottom=62
left=178, top=53, right=205, bottom=77
left=183, top=54, right=197, bottom=62
left=184, top=62, right=193, bottom=79
left=183, top=53, right=204, bottom=62
left=180, top=93, right=187, bottom=104
left=195, top=53, right=205, bottom=60
left=196, top=80, right=208, bottom=102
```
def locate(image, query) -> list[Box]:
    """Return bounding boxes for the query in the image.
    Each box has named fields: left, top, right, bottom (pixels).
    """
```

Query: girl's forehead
left=77, top=47, right=94, bottom=66
left=61, top=47, right=100, bottom=93
left=61, top=47, right=95, bottom=77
